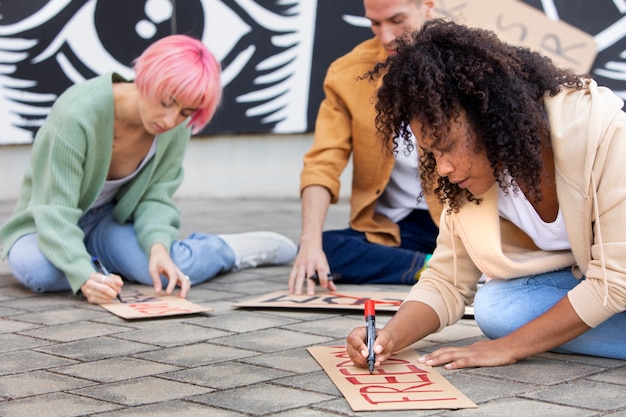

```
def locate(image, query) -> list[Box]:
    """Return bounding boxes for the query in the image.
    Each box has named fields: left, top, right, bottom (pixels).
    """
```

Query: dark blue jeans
left=322, top=209, right=438, bottom=285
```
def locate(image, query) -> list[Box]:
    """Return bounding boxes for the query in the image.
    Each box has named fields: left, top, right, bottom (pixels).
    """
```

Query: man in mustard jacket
left=288, top=0, right=440, bottom=295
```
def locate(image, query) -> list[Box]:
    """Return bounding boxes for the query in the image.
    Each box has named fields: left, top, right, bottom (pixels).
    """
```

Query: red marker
left=365, top=299, right=376, bottom=374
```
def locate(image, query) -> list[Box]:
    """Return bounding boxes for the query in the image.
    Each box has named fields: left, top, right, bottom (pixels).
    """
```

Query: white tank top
left=497, top=182, right=571, bottom=251
left=91, top=137, right=158, bottom=209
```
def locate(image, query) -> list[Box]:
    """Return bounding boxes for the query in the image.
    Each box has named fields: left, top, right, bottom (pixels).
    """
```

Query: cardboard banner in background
left=234, top=290, right=475, bottom=318
left=436, top=0, right=598, bottom=73
left=308, top=345, right=477, bottom=411
left=99, top=284, right=213, bottom=319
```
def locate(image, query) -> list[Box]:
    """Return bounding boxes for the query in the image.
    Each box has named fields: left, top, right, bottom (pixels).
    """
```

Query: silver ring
left=184, top=275, right=190, bottom=281
left=100, top=275, right=106, bottom=284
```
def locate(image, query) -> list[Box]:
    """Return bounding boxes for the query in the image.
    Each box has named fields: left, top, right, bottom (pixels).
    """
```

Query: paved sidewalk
left=0, top=198, right=624, bottom=417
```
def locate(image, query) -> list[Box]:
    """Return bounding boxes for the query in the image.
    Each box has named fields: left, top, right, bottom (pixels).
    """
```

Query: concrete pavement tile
left=0, top=392, right=119, bottom=417
left=240, top=346, right=328, bottom=373
left=0, top=350, right=76, bottom=375
left=0, top=306, right=22, bottom=316
left=538, top=351, right=626, bottom=369
left=280, top=315, right=365, bottom=339
left=315, top=397, right=442, bottom=416
left=161, top=361, right=292, bottom=389
left=18, top=321, right=134, bottom=343
left=421, top=322, right=486, bottom=344
left=438, top=398, right=598, bottom=417
left=468, top=356, right=607, bottom=385
left=181, top=287, right=247, bottom=303
left=135, top=343, right=258, bottom=367
left=192, top=382, right=335, bottom=415
left=70, top=376, right=212, bottom=406
left=35, top=336, right=157, bottom=361
left=200, top=310, right=302, bottom=333
left=212, top=328, right=333, bottom=353
left=444, top=372, right=538, bottom=404
left=11, top=307, right=106, bottom=325
left=112, top=321, right=232, bottom=347
left=0, top=318, right=38, bottom=334
left=587, top=365, right=626, bottom=385
left=0, top=370, right=93, bottom=399
left=0, top=333, right=51, bottom=353
left=604, top=410, right=626, bottom=417
left=272, top=370, right=342, bottom=396
left=521, top=379, right=626, bottom=411
left=206, top=275, right=286, bottom=296
left=271, top=408, right=354, bottom=417
left=54, top=357, right=181, bottom=383
left=92, top=400, right=247, bottom=417
left=1, top=293, right=82, bottom=311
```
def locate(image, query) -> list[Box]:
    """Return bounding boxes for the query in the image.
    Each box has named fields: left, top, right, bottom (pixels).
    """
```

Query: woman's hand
left=148, top=243, right=191, bottom=298
left=81, top=272, right=124, bottom=304
left=418, top=339, right=518, bottom=370
left=346, top=326, right=396, bottom=369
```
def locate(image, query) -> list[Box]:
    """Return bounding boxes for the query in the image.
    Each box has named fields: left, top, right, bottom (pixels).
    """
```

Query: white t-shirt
left=375, top=131, right=428, bottom=223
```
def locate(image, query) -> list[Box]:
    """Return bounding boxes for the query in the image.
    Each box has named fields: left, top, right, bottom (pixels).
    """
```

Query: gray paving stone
left=112, top=321, right=232, bottom=347
left=0, top=318, right=39, bottom=334
left=468, top=356, right=608, bottom=386
left=444, top=372, right=538, bottom=404
left=193, top=382, right=335, bottom=415
left=315, top=397, right=442, bottom=416
left=0, top=392, right=119, bottom=417
left=201, top=310, right=302, bottom=333
left=0, top=333, right=51, bottom=353
left=0, top=370, right=93, bottom=399
left=521, top=379, right=626, bottom=411
left=281, top=315, right=364, bottom=339
left=586, top=365, right=626, bottom=384
left=212, top=327, right=333, bottom=353
left=18, top=321, right=134, bottom=343
left=54, top=357, right=181, bottom=383
left=438, top=398, right=598, bottom=417
left=92, top=400, right=247, bottom=416
left=35, top=336, right=158, bottom=361
left=240, top=346, right=329, bottom=374
left=0, top=350, right=77, bottom=375
left=161, top=361, right=292, bottom=389
left=135, top=342, right=258, bottom=367
left=272, top=370, right=342, bottom=396
left=11, top=308, right=106, bottom=325
left=70, top=377, right=212, bottom=406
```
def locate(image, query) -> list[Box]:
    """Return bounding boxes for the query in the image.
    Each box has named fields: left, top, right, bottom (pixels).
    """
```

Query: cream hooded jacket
left=406, top=80, right=626, bottom=331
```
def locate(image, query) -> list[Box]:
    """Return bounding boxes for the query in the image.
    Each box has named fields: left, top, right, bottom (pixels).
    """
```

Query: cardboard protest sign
left=234, top=290, right=475, bottom=318
left=435, top=0, right=597, bottom=73
left=234, top=290, right=405, bottom=312
left=308, top=345, right=476, bottom=411
left=99, top=284, right=213, bottom=319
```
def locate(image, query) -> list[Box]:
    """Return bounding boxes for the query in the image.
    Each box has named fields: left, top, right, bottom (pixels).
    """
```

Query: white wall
left=0, top=133, right=353, bottom=202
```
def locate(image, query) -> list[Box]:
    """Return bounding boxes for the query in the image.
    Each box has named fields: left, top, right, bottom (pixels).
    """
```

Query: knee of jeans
left=473, top=283, right=525, bottom=339
left=8, top=252, right=63, bottom=293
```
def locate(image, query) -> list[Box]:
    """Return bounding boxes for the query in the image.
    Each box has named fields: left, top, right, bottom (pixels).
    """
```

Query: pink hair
left=134, top=35, right=222, bottom=133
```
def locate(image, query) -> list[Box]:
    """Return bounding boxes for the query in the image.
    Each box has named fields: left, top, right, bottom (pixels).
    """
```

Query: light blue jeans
left=7, top=203, right=236, bottom=292
left=473, top=268, right=626, bottom=360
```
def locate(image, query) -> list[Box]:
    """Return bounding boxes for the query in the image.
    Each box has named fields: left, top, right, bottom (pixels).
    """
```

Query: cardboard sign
left=308, top=345, right=476, bottom=411
left=99, top=284, right=213, bottom=319
left=435, top=0, right=597, bottom=73
left=234, top=290, right=405, bottom=312
left=234, top=290, right=474, bottom=317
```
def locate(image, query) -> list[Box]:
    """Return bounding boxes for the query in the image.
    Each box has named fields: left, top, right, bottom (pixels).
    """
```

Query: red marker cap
left=364, top=299, right=375, bottom=317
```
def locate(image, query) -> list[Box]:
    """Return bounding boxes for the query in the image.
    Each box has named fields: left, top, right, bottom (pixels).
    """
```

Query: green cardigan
left=0, top=73, right=191, bottom=294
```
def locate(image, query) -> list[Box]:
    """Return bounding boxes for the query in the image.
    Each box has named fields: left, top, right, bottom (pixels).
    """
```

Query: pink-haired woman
left=0, top=35, right=296, bottom=304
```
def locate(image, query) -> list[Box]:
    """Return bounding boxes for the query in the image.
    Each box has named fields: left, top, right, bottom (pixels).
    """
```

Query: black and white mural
left=0, top=0, right=624, bottom=144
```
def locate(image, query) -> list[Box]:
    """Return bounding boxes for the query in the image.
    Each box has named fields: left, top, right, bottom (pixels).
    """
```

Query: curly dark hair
left=366, top=19, right=587, bottom=212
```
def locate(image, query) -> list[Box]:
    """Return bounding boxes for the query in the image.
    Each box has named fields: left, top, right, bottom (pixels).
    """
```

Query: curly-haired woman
left=347, top=19, right=626, bottom=368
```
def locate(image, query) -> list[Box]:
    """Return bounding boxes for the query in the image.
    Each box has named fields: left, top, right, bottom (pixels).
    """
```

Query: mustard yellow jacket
left=301, top=37, right=441, bottom=246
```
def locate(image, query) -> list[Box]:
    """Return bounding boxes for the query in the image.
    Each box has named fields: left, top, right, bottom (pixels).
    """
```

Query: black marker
left=365, top=299, right=376, bottom=374
left=92, top=257, right=124, bottom=303
left=308, top=272, right=342, bottom=284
